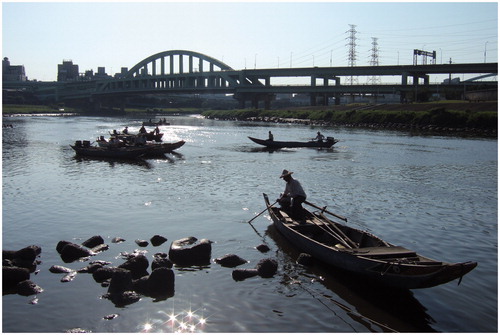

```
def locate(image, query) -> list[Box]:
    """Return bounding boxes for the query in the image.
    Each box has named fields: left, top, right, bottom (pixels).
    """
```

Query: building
left=57, top=60, right=79, bottom=82
left=2, top=57, right=27, bottom=81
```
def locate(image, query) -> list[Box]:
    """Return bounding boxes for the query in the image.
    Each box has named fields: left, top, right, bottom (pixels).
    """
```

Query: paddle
left=248, top=200, right=278, bottom=223
left=304, top=200, right=347, bottom=222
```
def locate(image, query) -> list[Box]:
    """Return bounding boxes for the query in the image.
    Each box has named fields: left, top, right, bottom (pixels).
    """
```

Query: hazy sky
left=2, top=1, right=498, bottom=81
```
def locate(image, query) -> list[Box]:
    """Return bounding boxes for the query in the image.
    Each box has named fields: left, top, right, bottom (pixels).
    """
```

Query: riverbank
left=202, top=101, right=498, bottom=137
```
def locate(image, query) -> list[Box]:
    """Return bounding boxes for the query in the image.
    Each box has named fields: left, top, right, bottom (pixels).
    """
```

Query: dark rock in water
left=82, top=235, right=104, bottom=248
left=56, top=241, right=72, bottom=254
left=147, top=267, right=175, bottom=298
left=17, top=280, right=43, bottom=296
left=103, top=313, right=119, bottom=320
left=49, top=265, right=74, bottom=273
left=58, top=242, right=92, bottom=263
left=256, top=244, right=271, bottom=253
left=132, top=276, right=149, bottom=295
left=297, top=253, right=314, bottom=266
left=106, top=290, right=141, bottom=307
left=3, top=266, right=30, bottom=288
left=61, top=271, right=77, bottom=283
left=92, top=266, right=119, bottom=283
left=65, top=327, right=92, bottom=333
left=135, top=239, right=149, bottom=247
left=107, top=268, right=133, bottom=297
left=118, top=254, right=149, bottom=279
left=152, top=254, right=173, bottom=270
left=111, top=237, right=126, bottom=243
left=77, top=263, right=104, bottom=274
left=150, top=235, right=168, bottom=247
left=256, top=258, right=278, bottom=278
left=232, top=268, right=259, bottom=281
left=169, top=237, right=212, bottom=266
left=214, top=254, right=248, bottom=268
left=91, top=244, right=109, bottom=254
left=3, top=245, right=42, bottom=269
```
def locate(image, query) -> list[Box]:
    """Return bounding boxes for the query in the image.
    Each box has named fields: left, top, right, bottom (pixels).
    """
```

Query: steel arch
left=126, top=50, right=233, bottom=77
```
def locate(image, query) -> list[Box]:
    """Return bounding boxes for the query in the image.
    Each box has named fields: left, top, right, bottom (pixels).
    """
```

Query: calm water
left=2, top=114, right=497, bottom=333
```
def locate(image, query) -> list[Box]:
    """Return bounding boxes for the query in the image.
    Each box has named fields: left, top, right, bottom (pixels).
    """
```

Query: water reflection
left=72, top=155, right=153, bottom=168
left=139, top=307, right=208, bottom=333
left=265, top=224, right=436, bottom=332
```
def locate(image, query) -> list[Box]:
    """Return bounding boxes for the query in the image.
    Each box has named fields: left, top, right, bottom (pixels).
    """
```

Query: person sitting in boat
left=110, top=137, right=122, bottom=146
left=122, top=126, right=129, bottom=134
left=314, top=131, right=325, bottom=142
left=139, top=125, right=147, bottom=134
left=278, top=169, right=307, bottom=220
left=268, top=131, right=274, bottom=141
left=154, top=126, right=160, bottom=135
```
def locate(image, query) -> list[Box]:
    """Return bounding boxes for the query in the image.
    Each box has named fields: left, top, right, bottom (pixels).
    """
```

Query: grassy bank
left=202, top=102, right=498, bottom=132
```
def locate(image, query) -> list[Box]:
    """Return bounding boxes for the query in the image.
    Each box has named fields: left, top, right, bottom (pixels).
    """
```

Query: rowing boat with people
left=262, top=193, right=477, bottom=289
left=248, top=136, right=337, bottom=148
left=70, top=141, right=151, bottom=159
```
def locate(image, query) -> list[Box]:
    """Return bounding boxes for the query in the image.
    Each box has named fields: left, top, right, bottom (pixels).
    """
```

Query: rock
left=61, top=271, right=77, bottom=283
left=256, top=258, right=278, bottom=278
left=132, top=276, right=149, bottom=295
left=3, top=266, right=30, bottom=289
left=92, top=266, right=119, bottom=283
left=91, top=244, right=109, bottom=254
left=256, top=244, right=270, bottom=253
left=17, top=280, right=43, bottom=296
left=111, top=237, right=126, bottom=243
left=56, top=241, right=72, bottom=254
left=107, top=268, right=133, bottom=297
left=135, top=239, right=149, bottom=247
left=147, top=267, right=175, bottom=298
left=232, top=268, right=259, bottom=281
left=103, top=314, right=119, bottom=320
left=152, top=254, right=173, bottom=270
left=118, top=254, right=149, bottom=279
left=169, top=237, right=212, bottom=266
left=81, top=236, right=104, bottom=248
left=65, top=327, right=91, bottom=333
left=214, top=254, right=248, bottom=268
left=297, top=253, right=314, bottom=266
left=3, top=245, right=41, bottom=269
left=77, top=263, right=104, bottom=274
left=58, top=242, right=92, bottom=263
left=150, top=235, right=168, bottom=247
left=49, top=265, right=74, bottom=273
left=105, top=290, right=141, bottom=307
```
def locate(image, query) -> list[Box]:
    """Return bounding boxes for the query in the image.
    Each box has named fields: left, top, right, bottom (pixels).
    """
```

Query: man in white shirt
left=278, top=169, right=307, bottom=219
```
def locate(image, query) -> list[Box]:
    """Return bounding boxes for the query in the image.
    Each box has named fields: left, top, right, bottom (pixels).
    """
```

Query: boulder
left=147, top=267, right=175, bottom=298
left=111, top=237, right=126, bottom=243
left=256, top=258, right=278, bottom=278
left=107, top=268, right=133, bottom=297
left=132, top=276, right=149, bottom=295
left=3, top=245, right=41, bottom=269
left=3, top=266, right=30, bottom=289
left=92, top=266, right=119, bottom=283
left=118, top=254, right=149, bottom=279
left=91, top=244, right=109, bottom=254
left=61, top=272, right=77, bottom=283
left=152, top=254, right=173, bottom=270
left=58, top=242, right=92, bottom=263
left=17, top=280, right=43, bottom=296
left=150, top=235, right=168, bottom=247
left=256, top=244, right=270, bottom=253
left=135, top=239, right=149, bottom=247
left=107, top=290, right=141, bottom=307
left=82, top=236, right=104, bottom=248
left=169, top=237, right=212, bottom=266
left=214, top=254, right=248, bottom=268
left=232, top=268, right=259, bottom=281
left=49, top=265, right=74, bottom=273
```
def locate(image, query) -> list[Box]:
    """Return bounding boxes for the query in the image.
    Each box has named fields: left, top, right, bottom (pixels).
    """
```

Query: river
left=2, top=114, right=497, bottom=332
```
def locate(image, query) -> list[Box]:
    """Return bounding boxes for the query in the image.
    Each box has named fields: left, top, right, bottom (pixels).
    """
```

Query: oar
left=248, top=200, right=278, bottom=223
left=304, top=200, right=347, bottom=222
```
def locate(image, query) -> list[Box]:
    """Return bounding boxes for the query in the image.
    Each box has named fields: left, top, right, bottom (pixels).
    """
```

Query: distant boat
left=248, top=136, right=338, bottom=148
left=263, top=193, right=477, bottom=289
left=70, top=141, right=151, bottom=159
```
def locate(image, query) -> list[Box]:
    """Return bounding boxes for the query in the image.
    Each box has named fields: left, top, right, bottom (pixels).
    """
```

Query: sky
left=2, top=1, right=498, bottom=82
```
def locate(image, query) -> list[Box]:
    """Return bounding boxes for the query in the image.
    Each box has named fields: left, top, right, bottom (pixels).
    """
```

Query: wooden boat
left=71, top=141, right=151, bottom=159
left=110, top=132, right=164, bottom=143
left=248, top=136, right=338, bottom=148
left=141, top=140, right=185, bottom=156
left=263, top=193, right=477, bottom=289
left=142, top=120, right=170, bottom=126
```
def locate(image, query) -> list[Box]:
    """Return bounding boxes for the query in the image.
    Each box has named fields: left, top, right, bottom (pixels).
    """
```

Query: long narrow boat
left=71, top=141, right=151, bottom=159
left=248, top=136, right=338, bottom=148
left=263, top=193, right=477, bottom=289
left=142, top=140, right=185, bottom=156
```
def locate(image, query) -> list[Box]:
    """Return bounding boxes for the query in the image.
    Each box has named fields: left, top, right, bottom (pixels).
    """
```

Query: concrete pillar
left=170, top=55, right=174, bottom=74
left=161, top=57, right=165, bottom=75
left=179, top=55, right=183, bottom=74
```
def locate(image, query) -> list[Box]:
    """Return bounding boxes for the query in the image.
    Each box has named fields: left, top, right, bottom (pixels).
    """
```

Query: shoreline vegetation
left=3, top=101, right=497, bottom=137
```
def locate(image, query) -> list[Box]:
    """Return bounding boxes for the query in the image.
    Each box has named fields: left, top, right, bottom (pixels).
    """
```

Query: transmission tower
left=368, top=37, right=381, bottom=84
left=346, top=24, right=358, bottom=85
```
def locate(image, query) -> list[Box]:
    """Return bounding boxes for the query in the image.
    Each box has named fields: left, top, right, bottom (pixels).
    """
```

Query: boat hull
left=263, top=194, right=477, bottom=289
left=71, top=145, right=150, bottom=159
left=248, top=136, right=337, bottom=148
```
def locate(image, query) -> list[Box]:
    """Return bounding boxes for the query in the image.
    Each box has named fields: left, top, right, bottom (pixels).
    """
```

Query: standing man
left=278, top=169, right=307, bottom=219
